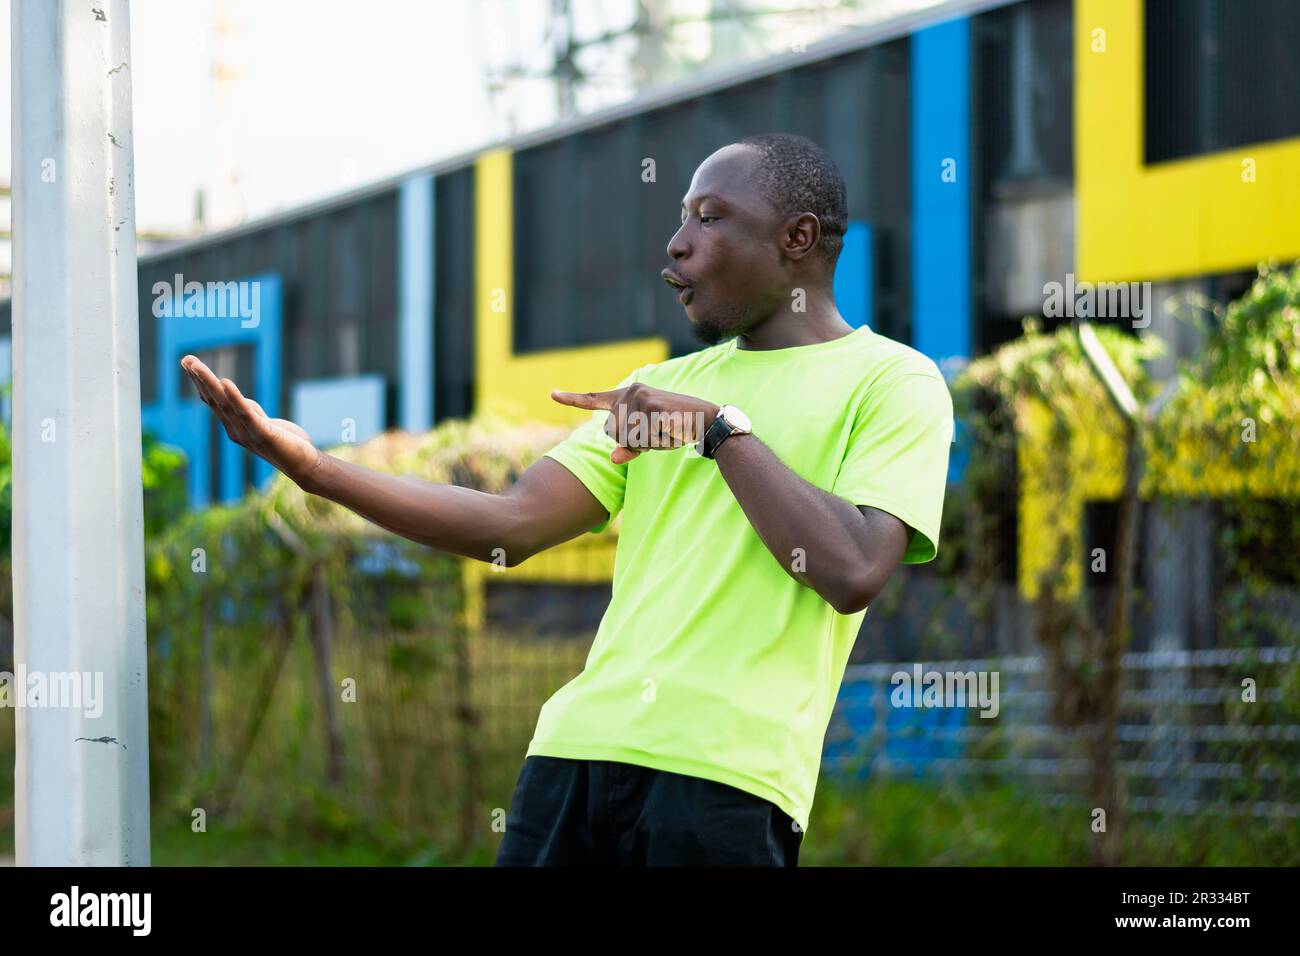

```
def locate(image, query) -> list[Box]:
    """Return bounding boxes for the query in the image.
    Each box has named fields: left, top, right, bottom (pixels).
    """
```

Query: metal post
left=12, top=0, right=150, bottom=865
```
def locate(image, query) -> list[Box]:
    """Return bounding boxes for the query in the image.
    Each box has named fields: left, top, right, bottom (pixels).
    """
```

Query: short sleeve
left=831, top=372, right=954, bottom=563
left=542, top=367, right=641, bottom=534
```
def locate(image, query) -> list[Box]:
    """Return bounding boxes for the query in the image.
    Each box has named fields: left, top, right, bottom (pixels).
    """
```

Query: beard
left=690, top=320, right=729, bottom=347
left=689, top=297, right=750, bottom=347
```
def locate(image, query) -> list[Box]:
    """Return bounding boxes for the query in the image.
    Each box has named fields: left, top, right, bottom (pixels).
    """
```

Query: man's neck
left=734, top=290, right=853, bottom=351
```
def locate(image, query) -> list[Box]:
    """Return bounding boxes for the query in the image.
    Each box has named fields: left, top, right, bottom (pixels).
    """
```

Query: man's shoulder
left=858, top=328, right=946, bottom=385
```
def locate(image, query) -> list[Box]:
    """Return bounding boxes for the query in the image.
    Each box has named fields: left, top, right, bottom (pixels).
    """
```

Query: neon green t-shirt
left=528, top=324, right=954, bottom=832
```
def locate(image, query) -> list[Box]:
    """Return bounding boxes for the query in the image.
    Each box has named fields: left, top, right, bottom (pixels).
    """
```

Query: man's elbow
left=501, top=545, right=533, bottom=568
left=492, top=531, right=538, bottom=567
left=827, top=572, right=887, bottom=615
left=828, top=589, right=872, bottom=616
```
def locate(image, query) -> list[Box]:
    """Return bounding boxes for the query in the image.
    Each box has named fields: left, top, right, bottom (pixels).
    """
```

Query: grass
left=150, top=818, right=463, bottom=866
left=4, top=759, right=1296, bottom=866
left=145, top=775, right=1300, bottom=866
left=3, top=624, right=1294, bottom=867
left=802, top=775, right=1300, bottom=866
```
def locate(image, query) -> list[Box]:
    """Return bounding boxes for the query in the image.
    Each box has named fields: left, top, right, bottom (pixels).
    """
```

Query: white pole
left=11, top=0, right=150, bottom=865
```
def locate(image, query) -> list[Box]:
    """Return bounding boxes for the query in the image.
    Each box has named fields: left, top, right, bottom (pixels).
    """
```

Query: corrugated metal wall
left=1146, top=0, right=1300, bottom=164
left=434, top=168, right=476, bottom=422
left=512, top=41, right=912, bottom=359
left=4, top=0, right=1293, bottom=481
left=136, top=190, right=400, bottom=419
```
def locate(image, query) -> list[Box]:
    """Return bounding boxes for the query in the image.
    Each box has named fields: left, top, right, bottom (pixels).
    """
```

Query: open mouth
left=661, top=269, right=694, bottom=305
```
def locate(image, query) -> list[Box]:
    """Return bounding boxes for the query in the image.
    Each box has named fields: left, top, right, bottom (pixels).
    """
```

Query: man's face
left=662, top=145, right=788, bottom=346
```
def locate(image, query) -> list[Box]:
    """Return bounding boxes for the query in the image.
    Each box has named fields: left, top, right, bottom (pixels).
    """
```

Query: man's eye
left=700, top=216, right=718, bottom=224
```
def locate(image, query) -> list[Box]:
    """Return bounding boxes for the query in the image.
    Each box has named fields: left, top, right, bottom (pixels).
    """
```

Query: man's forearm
left=298, top=453, right=523, bottom=564
left=712, top=433, right=876, bottom=613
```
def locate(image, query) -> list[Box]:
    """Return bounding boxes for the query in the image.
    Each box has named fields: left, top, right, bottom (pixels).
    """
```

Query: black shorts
left=494, top=755, right=803, bottom=867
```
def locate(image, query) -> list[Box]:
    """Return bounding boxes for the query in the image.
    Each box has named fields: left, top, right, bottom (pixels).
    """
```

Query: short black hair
left=734, top=132, right=848, bottom=268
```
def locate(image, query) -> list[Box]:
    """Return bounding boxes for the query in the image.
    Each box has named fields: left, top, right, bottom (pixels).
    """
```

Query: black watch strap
left=700, top=412, right=737, bottom=459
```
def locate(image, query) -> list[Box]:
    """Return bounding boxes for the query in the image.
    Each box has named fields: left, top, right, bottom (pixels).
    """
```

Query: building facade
left=1, top=0, right=1296, bottom=511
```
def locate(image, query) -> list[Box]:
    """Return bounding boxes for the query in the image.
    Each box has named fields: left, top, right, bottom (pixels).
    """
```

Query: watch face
left=722, top=405, right=751, bottom=432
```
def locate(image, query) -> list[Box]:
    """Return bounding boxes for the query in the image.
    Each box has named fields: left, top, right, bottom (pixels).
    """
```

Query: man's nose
left=666, top=223, right=689, bottom=260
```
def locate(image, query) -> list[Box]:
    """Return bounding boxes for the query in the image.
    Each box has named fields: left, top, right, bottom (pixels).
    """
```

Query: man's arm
left=181, top=355, right=610, bottom=567
left=299, top=453, right=610, bottom=566
left=552, top=382, right=916, bottom=614
left=713, top=433, right=910, bottom=614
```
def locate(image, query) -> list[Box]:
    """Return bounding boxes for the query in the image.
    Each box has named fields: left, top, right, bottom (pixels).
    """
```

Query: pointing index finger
left=550, top=387, right=626, bottom=411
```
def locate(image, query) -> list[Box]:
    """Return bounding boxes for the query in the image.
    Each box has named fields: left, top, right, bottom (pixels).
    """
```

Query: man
left=182, top=133, right=953, bottom=867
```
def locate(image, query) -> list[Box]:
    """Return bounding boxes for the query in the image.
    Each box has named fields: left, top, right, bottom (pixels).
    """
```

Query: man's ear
left=782, top=212, right=821, bottom=261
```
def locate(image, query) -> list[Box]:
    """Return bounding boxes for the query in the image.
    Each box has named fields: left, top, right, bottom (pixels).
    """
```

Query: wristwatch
left=698, top=404, right=752, bottom=459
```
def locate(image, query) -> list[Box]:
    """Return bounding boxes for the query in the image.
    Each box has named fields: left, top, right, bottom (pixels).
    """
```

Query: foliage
left=5, top=265, right=1300, bottom=862
left=1148, top=264, right=1300, bottom=494
left=945, top=263, right=1300, bottom=864
left=141, top=432, right=190, bottom=538
left=0, top=395, right=9, bottom=560
left=0, top=416, right=189, bottom=666
left=142, top=414, right=582, bottom=846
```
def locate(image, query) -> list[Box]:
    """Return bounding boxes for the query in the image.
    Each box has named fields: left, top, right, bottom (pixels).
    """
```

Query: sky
left=1, top=0, right=544, bottom=236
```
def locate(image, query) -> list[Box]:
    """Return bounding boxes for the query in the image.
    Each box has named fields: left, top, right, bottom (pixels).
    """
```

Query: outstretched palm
left=180, top=355, right=322, bottom=484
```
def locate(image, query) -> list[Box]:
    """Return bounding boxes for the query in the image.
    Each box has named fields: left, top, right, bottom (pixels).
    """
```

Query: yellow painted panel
left=509, top=538, right=617, bottom=582
left=1076, top=0, right=1300, bottom=283
left=1017, top=398, right=1300, bottom=599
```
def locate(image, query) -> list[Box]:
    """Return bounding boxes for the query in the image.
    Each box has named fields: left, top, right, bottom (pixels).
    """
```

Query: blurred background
left=1, top=0, right=1297, bottom=865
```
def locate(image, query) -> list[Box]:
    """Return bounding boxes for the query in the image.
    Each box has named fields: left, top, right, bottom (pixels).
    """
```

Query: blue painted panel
left=292, top=375, right=387, bottom=448
left=911, top=16, right=972, bottom=367
left=822, top=678, right=968, bottom=780
left=142, top=400, right=209, bottom=503
left=834, top=221, right=874, bottom=330
left=912, top=16, right=972, bottom=484
left=399, top=175, right=434, bottom=432
left=144, top=273, right=282, bottom=507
